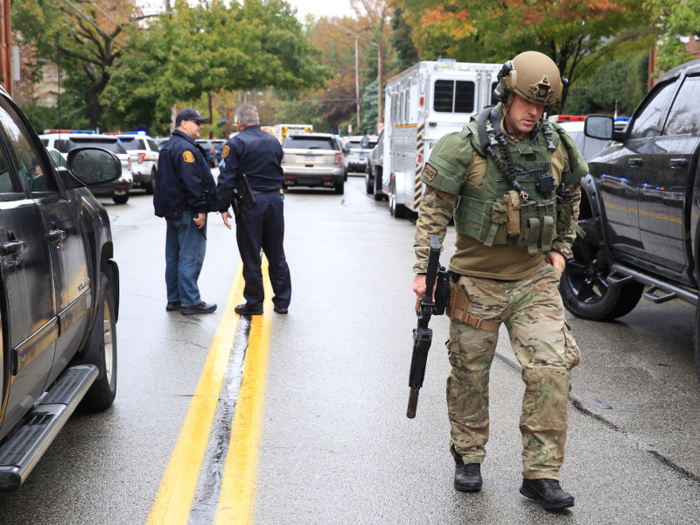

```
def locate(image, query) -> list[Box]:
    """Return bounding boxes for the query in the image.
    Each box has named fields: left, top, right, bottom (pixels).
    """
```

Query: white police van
left=381, top=59, right=501, bottom=218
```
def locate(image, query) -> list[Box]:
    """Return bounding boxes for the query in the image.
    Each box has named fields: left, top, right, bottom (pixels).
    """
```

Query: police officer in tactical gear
left=217, top=105, right=292, bottom=315
left=154, top=108, right=217, bottom=315
left=413, top=51, right=586, bottom=511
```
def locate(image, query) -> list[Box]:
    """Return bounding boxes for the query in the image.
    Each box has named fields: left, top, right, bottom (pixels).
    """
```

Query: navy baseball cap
left=176, top=108, right=210, bottom=125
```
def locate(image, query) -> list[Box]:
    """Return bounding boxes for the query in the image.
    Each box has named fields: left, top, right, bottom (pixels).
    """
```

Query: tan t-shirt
left=448, top=123, right=568, bottom=280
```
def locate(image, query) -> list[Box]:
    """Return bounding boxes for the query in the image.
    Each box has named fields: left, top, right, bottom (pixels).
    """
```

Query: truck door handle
left=628, top=158, right=644, bottom=167
left=670, top=158, right=689, bottom=168
left=48, top=229, right=67, bottom=243
left=0, top=240, right=26, bottom=256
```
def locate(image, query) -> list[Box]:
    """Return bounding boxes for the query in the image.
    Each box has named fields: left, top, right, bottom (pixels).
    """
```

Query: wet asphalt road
left=0, top=175, right=697, bottom=523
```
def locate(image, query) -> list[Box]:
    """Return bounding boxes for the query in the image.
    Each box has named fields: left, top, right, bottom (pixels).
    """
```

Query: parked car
left=365, top=131, right=385, bottom=201
left=561, top=58, right=700, bottom=380
left=195, top=138, right=226, bottom=168
left=547, top=115, right=610, bottom=161
left=282, top=133, right=346, bottom=194
left=40, top=131, right=133, bottom=204
left=114, top=133, right=160, bottom=194
left=154, top=137, right=169, bottom=149
left=343, top=135, right=378, bottom=174
left=0, top=88, right=121, bottom=491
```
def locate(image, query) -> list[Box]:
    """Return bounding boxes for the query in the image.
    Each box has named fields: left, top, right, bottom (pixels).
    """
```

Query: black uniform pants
left=235, top=190, right=291, bottom=309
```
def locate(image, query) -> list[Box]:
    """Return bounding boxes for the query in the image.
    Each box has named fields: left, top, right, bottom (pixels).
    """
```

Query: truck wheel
left=81, top=272, right=117, bottom=411
left=365, top=169, right=373, bottom=195
left=145, top=169, right=156, bottom=195
left=334, top=182, right=345, bottom=195
left=113, top=192, right=129, bottom=205
left=389, top=180, right=406, bottom=219
left=694, top=305, right=700, bottom=383
left=560, top=219, right=644, bottom=321
left=373, top=168, right=384, bottom=201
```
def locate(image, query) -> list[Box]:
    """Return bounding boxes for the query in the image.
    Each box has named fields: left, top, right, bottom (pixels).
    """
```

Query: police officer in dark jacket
left=217, top=104, right=291, bottom=315
left=154, top=108, right=218, bottom=315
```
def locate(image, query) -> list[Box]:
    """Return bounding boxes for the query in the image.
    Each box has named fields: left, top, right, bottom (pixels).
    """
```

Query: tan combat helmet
left=493, top=51, right=565, bottom=106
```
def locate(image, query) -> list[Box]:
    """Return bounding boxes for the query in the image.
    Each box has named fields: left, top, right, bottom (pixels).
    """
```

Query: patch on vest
left=183, top=151, right=195, bottom=163
left=222, top=145, right=230, bottom=159
left=423, top=163, right=438, bottom=181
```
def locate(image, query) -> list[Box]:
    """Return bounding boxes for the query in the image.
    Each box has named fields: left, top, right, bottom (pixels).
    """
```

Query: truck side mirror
left=584, top=115, right=614, bottom=140
left=67, top=147, right=122, bottom=187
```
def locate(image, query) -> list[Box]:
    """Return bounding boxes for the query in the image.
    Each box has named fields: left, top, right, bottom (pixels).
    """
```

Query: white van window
left=434, top=80, right=476, bottom=113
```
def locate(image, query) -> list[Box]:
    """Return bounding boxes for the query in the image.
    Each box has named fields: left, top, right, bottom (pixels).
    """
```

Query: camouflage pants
left=446, top=263, right=580, bottom=480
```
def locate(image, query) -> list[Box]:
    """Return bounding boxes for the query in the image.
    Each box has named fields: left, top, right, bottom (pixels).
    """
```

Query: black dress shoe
left=520, top=478, right=574, bottom=511
left=234, top=303, right=263, bottom=315
left=273, top=305, right=288, bottom=314
left=166, top=301, right=181, bottom=311
left=180, top=302, right=217, bottom=315
left=454, top=461, right=482, bottom=492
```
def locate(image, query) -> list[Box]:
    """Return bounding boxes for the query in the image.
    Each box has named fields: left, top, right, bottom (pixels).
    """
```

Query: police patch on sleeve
left=423, top=163, right=438, bottom=181
left=221, top=145, right=230, bottom=159
left=183, top=151, right=195, bottom=163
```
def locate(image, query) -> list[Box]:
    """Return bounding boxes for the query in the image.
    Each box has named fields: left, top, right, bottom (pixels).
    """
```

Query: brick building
left=649, top=36, right=700, bottom=89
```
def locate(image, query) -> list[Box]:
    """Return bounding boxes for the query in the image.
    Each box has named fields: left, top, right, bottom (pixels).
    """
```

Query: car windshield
left=119, top=137, right=146, bottom=149
left=284, top=136, right=337, bottom=150
left=64, top=138, right=127, bottom=154
left=347, top=140, right=377, bottom=150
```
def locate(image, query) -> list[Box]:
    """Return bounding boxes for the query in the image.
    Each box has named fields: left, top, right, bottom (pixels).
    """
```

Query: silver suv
left=282, top=133, right=346, bottom=194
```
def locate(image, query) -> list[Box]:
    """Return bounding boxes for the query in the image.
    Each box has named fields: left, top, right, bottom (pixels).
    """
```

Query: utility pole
left=355, top=35, right=360, bottom=131
left=0, top=0, right=13, bottom=96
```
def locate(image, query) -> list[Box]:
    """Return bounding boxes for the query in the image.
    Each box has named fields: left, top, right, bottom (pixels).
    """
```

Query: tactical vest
left=453, top=110, right=574, bottom=256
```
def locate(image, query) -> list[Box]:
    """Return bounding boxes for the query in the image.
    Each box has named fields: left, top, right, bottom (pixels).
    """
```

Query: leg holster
left=448, top=281, right=501, bottom=333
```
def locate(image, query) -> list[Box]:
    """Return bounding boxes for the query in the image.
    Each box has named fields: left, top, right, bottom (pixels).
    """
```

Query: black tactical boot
left=520, top=478, right=574, bottom=511
left=454, top=458, right=482, bottom=492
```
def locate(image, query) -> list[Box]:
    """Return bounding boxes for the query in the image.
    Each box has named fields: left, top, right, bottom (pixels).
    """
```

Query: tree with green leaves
left=13, top=0, right=140, bottom=127
left=646, top=0, right=700, bottom=73
left=101, top=0, right=329, bottom=134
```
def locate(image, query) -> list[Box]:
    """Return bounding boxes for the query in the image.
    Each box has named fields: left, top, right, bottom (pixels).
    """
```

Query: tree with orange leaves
left=394, top=0, right=654, bottom=109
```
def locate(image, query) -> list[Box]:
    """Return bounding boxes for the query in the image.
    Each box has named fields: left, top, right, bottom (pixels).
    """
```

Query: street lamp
left=332, top=23, right=383, bottom=135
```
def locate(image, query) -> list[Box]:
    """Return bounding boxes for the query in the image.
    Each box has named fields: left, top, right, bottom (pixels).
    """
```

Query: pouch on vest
left=484, top=202, right=508, bottom=247
left=503, top=190, right=521, bottom=237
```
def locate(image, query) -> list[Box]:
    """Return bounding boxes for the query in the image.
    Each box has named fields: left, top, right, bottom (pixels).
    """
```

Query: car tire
left=694, top=305, right=700, bottom=382
left=145, top=169, right=156, bottom=195
left=560, top=218, right=644, bottom=321
left=113, top=193, right=129, bottom=205
left=365, top=168, right=373, bottom=195
left=335, top=182, right=345, bottom=195
left=80, top=272, right=117, bottom=411
left=373, top=168, right=384, bottom=201
left=389, top=180, right=406, bottom=219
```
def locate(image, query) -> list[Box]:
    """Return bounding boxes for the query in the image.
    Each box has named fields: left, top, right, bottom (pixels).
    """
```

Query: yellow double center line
left=147, top=262, right=273, bottom=524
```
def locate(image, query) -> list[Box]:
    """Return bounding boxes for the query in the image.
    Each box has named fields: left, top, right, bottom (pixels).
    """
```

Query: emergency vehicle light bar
left=44, top=129, right=96, bottom=134
left=548, top=115, right=586, bottom=122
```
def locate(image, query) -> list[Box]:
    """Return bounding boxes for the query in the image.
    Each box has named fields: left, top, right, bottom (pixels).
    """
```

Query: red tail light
left=417, top=153, right=423, bottom=165
left=138, top=152, right=146, bottom=164
left=334, top=152, right=342, bottom=165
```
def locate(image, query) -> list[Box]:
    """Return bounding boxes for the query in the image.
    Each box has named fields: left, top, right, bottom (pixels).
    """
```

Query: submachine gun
left=407, top=234, right=450, bottom=419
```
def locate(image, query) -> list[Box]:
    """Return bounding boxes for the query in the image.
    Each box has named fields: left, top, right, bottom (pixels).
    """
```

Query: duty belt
left=448, top=282, right=500, bottom=332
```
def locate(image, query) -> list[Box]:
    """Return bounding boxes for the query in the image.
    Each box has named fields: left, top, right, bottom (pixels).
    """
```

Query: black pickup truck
left=560, top=58, right=700, bottom=380
left=0, top=89, right=121, bottom=491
